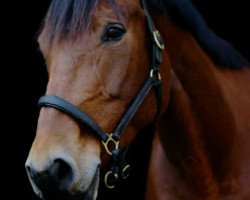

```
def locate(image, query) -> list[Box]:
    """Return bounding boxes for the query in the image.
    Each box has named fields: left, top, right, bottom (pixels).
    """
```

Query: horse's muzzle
left=26, top=157, right=100, bottom=200
left=26, top=159, right=77, bottom=199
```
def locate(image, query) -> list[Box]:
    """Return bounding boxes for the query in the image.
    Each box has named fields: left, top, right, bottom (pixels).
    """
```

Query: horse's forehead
left=95, top=0, right=141, bottom=17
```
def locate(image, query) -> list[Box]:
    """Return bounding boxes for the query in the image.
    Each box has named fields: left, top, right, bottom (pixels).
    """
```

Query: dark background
left=2, top=0, right=249, bottom=199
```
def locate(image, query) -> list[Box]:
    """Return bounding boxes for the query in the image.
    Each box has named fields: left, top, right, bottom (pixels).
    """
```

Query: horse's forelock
left=43, top=0, right=103, bottom=41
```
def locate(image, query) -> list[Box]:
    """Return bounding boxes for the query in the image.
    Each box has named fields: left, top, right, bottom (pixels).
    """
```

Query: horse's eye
left=103, top=25, right=126, bottom=42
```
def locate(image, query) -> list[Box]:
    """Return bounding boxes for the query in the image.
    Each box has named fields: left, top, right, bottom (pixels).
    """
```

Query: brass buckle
left=102, top=134, right=119, bottom=155
left=153, top=31, right=165, bottom=50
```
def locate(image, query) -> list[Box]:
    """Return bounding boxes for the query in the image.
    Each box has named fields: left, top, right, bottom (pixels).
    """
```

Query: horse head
left=25, top=0, right=170, bottom=199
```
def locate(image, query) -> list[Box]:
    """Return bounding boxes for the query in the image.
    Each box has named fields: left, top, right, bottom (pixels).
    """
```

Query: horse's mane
left=147, top=0, right=249, bottom=68
left=44, top=0, right=249, bottom=69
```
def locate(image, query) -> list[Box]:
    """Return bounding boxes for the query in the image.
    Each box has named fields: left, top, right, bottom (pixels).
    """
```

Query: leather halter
left=38, top=0, right=164, bottom=189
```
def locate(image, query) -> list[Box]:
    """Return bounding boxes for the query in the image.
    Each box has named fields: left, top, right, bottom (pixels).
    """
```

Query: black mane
left=147, top=0, right=249, bottom=68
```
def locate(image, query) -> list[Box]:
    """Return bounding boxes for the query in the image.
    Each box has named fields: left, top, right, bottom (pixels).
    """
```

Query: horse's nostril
left=26, top=165, right=48, bottom=183
left=50, top=159, right=73, bottom=185
left=26, top=158, right=74, bottom=194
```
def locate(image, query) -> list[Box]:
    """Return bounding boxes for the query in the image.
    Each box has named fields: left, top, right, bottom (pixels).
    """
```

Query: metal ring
left=150, top=69, right=162, bottom=81
left=104, top=171, right=119, bottom=189
left=122, top=165, right=131, bottom=180
left=153, top=31, right=165, bottom=50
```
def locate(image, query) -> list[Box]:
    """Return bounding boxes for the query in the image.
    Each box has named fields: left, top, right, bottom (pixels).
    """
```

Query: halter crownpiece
left=38, top=0, right=164, bottom=189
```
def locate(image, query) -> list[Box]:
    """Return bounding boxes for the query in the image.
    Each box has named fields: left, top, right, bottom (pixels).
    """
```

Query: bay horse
left=25, top=0, right=250, bottom=199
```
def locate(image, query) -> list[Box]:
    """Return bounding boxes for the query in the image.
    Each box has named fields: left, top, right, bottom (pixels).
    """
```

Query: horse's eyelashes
left=103, top=24, right=126, bottom=42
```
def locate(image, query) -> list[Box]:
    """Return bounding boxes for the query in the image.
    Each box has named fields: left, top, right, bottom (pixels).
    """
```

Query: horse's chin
left=82, top=167, right=100, bottom=200
left=71, top=166, right=100, bottom=200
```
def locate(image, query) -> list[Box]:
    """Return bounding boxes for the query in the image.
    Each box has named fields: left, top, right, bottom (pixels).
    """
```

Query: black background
left=2, top=0, right=249, bottom=199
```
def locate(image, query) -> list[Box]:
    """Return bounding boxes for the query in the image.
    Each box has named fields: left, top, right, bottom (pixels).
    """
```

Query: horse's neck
left=157, top=71, right=232, bottom=198
left=151, top=14, right=244, bottom=198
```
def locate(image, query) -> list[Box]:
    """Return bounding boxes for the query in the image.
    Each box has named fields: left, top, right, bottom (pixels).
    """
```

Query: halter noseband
left=38, top=0, right=164, bottom=189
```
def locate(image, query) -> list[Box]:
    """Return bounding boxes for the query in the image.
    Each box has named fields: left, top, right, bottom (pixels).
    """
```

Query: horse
left=25, top=0, right=250, bottom=199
